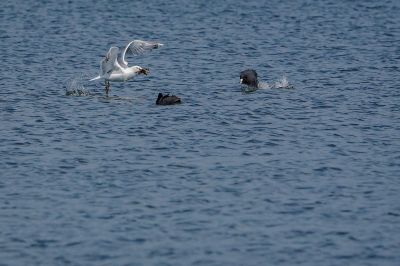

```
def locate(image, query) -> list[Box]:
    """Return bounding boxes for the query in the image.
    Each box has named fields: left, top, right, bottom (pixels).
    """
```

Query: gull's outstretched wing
left=118, top=40, right=163, bottom=68
left=101, top=47, right=123, bottom=78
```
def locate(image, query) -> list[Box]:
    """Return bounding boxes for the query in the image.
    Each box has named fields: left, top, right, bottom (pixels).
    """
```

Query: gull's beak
left=240, top=78, right=243, bottom=84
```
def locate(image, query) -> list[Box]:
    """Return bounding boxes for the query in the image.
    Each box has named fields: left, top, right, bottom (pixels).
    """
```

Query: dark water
left=1, top=0, right=400, bottom=265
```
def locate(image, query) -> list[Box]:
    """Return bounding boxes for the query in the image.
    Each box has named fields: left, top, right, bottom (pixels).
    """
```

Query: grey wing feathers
left=126, top=40, right=163, bottom=55
left=100, top=47, right=121, bottom=77
left=117, top=55, right=127, bottom=68
left=119, top=40, right=163, bottom=67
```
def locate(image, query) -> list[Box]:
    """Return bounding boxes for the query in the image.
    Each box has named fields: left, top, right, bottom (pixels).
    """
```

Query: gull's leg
left=105, top=80, right=110, bottom=96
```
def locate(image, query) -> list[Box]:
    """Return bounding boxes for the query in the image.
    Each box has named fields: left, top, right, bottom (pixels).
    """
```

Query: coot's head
left=240, top=69, right=258, bottom=88
left=156, top=93, right=163, bottom=104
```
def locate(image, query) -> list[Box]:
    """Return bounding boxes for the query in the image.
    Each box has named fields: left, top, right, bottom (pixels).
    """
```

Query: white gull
left=90, top=40, right=163, bottom=95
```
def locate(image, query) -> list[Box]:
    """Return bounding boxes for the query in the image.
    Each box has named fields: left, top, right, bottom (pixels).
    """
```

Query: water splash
left=65, top=73, right=92, bottom=96
left=273, top=76, right=290, bottom=88
left=259, top=76, right=294, bottom=89
left=258, top=82, right=271, bottom=89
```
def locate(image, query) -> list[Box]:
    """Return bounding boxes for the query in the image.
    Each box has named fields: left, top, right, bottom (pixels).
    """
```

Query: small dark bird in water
left=240, top=69, right=259, bottom=88
left=156, top=93, right=181, bottom=105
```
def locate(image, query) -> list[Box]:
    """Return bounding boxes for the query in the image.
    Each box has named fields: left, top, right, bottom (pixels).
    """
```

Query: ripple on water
left=1, top=0, right=400, bottom=265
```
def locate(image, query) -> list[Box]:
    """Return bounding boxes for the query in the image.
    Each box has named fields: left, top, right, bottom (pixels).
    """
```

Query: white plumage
left=90, top=40, right=163, bottom=94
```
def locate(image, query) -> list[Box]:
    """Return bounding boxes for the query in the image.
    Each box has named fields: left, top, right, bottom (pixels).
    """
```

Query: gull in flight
left=90, top=40, right=163, bottom=95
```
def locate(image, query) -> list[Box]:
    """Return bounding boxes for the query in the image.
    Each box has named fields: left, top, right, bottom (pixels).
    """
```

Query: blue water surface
left=1, top=0, right=400, bottom=265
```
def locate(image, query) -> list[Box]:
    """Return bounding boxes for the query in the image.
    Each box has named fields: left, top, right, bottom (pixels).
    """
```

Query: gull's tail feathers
left=89, top=75, right=101, bottom=81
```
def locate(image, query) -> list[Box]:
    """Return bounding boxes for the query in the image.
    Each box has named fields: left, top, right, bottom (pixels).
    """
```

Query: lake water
left=1, top=0, right=400, bottom=265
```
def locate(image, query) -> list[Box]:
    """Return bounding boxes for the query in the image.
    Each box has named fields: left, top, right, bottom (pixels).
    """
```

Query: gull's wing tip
left=89, top=76, right=101, bottom=81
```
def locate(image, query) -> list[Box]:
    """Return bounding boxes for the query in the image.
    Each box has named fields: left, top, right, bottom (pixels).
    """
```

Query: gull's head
left=240, top=69, right=259, bottom=88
